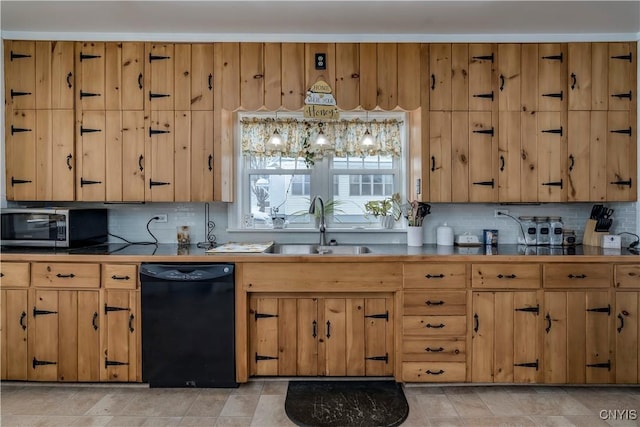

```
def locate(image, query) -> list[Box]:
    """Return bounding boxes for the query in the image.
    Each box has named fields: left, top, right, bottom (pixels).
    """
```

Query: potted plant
left=364, top=192, right=402, bottom=228
left=292, top=198, right=345, bottom=227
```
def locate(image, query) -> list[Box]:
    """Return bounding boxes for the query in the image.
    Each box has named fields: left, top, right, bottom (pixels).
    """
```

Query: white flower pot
left=407, top=226, right=423, bottom=247
left=380, top=216, right=394, bottom=229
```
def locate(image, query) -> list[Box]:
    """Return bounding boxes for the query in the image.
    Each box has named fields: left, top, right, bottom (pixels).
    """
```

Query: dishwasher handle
left=140, top=263, right=234, bottom=282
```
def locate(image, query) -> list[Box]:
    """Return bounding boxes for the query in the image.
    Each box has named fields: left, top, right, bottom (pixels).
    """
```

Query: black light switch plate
left=315, top=53, right=326, bottom=70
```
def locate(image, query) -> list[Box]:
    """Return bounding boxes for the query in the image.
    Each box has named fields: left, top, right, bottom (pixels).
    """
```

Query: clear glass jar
left=549, top=216, right=563, bottom=246
left=535, top=216, right=550, bottom=245
left=519, top=216, right=537, bottom=245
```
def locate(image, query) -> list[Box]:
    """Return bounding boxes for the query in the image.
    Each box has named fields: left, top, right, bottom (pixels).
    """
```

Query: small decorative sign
left=304, top=80, right=339, bottom=120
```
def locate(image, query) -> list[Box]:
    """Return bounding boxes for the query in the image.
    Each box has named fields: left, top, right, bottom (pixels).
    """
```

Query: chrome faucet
left=309, top=195, right=327, bottom=246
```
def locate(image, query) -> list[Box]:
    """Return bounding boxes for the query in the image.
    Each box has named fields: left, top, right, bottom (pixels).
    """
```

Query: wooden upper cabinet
left=497, top=44, right=521, bottom=112
left=104, top=42, right=145, bottom=111
left=468, top=112, right=497, bottom=202
left=608, top=42, right=636, bottom=111
left=606, top=111, right=636, bottom=201
left=520, top=44, right=538, bottom=113
left=146, top=43, right=174, bottom=110
left=76, top=42, right=105, bottom=111
left=146, top=110, right=175, bottom=201
left=376, top=43, right=398, bottom=110
left=451, top=112, right=469, bottom=202
left=5, top=110, right=37, bottom=200
left=537, top=43, right=567, bottom=112
left=305, top=43, right=336, bottom=97
left=174, top=44, right=192, bottom=110
left=76, top=111, right=107, bottom=201
left=429, top=111, right=452, bottom=202
left=429, top=43, right=451, bottom=111
left=468, top=44, right=496, bottom=112
left=335, top=43, right=360, bottom=110
left=190, top=110, right=215, bottom=201
left=240, top=43, right=265, bottom=111
left=190, top=43, right=214, bottom=111
left=568, top=42, right=594, bottom=111
left=498, top=111, right=521, bottom=202
left=537, top=111, right=567, bottom=202
left=5, top=40, right=36, bottom=110
left=218, top=42, right=240, bottom=111
left=37, top=41, right=75, bottom=110
left=281, top=43, right=304, bottom=111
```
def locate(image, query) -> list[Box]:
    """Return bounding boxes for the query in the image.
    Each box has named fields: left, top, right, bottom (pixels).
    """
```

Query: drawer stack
left=401, top=263, right=468, bottom=382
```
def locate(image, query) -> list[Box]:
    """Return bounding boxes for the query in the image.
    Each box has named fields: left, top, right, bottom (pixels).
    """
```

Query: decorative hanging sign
left=304, top=80, right=339, bottom=120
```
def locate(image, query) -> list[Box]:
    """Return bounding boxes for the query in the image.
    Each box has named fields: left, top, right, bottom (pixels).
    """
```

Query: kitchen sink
left=266, top=244, right=372, bottom=255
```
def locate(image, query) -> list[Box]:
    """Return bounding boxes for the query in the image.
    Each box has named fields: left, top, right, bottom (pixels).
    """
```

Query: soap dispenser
left=436, top=222, right=454, bottom=246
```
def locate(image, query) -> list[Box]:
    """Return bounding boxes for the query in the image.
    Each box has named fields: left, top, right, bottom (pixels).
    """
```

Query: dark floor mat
left=284, top=380, right=409, bottom=427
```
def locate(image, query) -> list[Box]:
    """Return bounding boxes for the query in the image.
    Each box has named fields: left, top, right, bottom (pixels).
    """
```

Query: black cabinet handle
left=618, top=312, right=626, bottom=333
left=426, top=347, right=444, bottom=352
left=312, top=320, right=317, bottom=338
left=568, top=274, right=586, bottom=279
left=570, top=73, right=577, bottom=90
left=208, top=154, right=213, bottom=171
left=208, top=73, right=213, bottom=90
left=430, top=74, right=435, bottom=90
left=569, top=154, right=575, bottom=172
left=92, top=312, right=98, bottom=330
left=138, top=155, right=144, bottom=171
left=426, top=369, right=445, bottom=375
left=326, top=320, right=331, bottom=338
left=66, top=154, right=73, bottom=170
left=129, top=314, right=135, bottom=333
left=66, top=72, right=73, bottom=88
left=474, top=313, right=479, bottom=332
left=56, top=273, right=76, bottom=278
left=138, top=73, right=143, bottom=90
left=497, top=274, right=517, bottom=279
left=431, top=156, right=436, bottom=172
left=111, top=275, right=130, bottom=281
left=425, top=274, right=444, bottom=279
left=426, top=300, right=444, bottom=306
left=499, top=74, right=505, bottom=91
left=545, top=313, right=552, bottom=333
left=500, top=155, right=505, bottom=172
left=426, top=323, right=445, bottom=329
left=19, top=311, right=26, bottom=330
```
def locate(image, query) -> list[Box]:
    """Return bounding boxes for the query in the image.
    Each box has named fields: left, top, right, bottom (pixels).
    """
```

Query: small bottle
left=519, top=216, right=537, bottom=246
left=549, top=216, right=563, bottom=246
left=535, top=216, right=550, bottom=245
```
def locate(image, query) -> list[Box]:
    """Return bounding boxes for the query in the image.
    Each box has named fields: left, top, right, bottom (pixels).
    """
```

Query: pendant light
left=266, top=112, right=284, bottom=152
left=360, top=112, right=375, bottom=147
left=314, top=122, right=328, bottom=146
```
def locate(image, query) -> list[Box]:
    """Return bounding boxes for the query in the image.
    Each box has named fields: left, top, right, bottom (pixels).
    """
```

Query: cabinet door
left=584, top=291, right=613, bottom=383
left=281, top=43, right=304, bottom=110
left=567, top=43, right=592, bottom=111
left=191, top=43, right=214, bottom=111
left=468, top=44, right=496, bottom=112
left=364, top=298, right=394, bottom=377
left=471, top=292, right=494, bottom=382
left=6, top=110, right=37, bottom=200
left=498, top=111, right=521, bottom=202
left=296, top=298, right=318, bottom=376
left=520, top=44, right=538, bottom=113
left=1, top=289, right=28, bottom=380
left=29, top=289, right=59, bottom=381
left=220, top=42, right=240, bottom=111
left=537, top=111, right=567, bottom=202
left=567, top=111, right=596, bottom=201
left=469, top=112, right=497, bottom=202
left=543, top=292, right=568, bottom=383
left=335, top=43, right=360, bottom=110
left=538, top=43, right=567, bottom=112
left=75, top=291, right=100, bottom=381
left=240, top=43, right=265, bottom=111
left=429, top=111, right=452, bottom=202
left=321, top=298, right=347, bottom=376
left=4, top=40, right=36, bottom=110
left=249, top=297, right=279, bottom=376
left=76, top=42, right=105, bottom=111
left=615, top=292, right=638, bottom=384
left=37, top=41, right=74, bottom=110
left=429, top=44, right=451, bottom=111
left=146, top=111, right=175, bottom=201
left=76, top=111, right=106, bottom=201
left=101, top=290, right=139, bottom=382
left=497, top=44, right=521, bottom=112
left=606, top=111, right=636, bottom=201
left=174, top=111, right=191, bottom=202
left=174, top=44, right=192, bottom=111
left=608, top=42, right=635, bottom=111
left=41, top=110, right=75, bottom=201
left=147, top=43, right=174, bottom=110
left=376, top=43, right=397, bottom=110
left=451, top=112, right=469, bottom=202
left=122, top=42, right=145, bottom=111
left=190, top=111, right=215, bottom=201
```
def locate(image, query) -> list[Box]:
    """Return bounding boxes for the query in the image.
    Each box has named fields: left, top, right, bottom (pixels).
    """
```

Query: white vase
left=407, top=226, right=423, bottom=247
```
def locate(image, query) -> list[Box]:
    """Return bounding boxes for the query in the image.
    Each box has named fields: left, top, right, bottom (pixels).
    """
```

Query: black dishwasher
left=140, top=263, right=237, bottom=388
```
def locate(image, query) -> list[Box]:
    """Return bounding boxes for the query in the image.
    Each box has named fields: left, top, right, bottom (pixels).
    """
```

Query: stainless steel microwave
left=1, top=208, right=108, bottom=247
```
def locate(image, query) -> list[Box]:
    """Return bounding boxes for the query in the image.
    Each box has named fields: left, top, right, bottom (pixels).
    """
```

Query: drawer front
left=543, top=264, right=612, bottom=288
left=472, top=264, right=540, bottom=289
left=103, top=264, right=138, bottom=289
left=403, top=263, right=467, bottom=289
left=403, top=315, right=466, bottom=336
left=402, top=361, right=466, bottom=382
left=0, top=262, right=30, bottom=287
left=404, top=291, right=466, bottom=315
left=403, top=338, right=466, bottom=362
left=31, top=263, right=100, bottom=288
left=615, top=264, right=640, bottom=289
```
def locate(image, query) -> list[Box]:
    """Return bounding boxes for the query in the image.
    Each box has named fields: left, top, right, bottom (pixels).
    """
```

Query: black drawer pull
left=111, top=275, right=130, bottom=281
left=56, top=273, right=76, bottom=278
left=426, top=347, right=444, bottom=352
left=545, top=313, right=552, bottom=333
left=66, top=154, right=73, bottom=170
left=138, top=73, right=143, bottom=89
left=92, top=312, right=98, bottom=330
left=474, top=313, right=479, bottom=332
left=497, top=274, right=516, bottom=279
left=129, top=314, right=135, bottom=333
left=138, top=155, right=144, bottom=171
left=208, top=73, right=213, bottom=90
left=426, top=369, right=445, bottom=375
left=426, top=323, right=445, bottom=329
left=567, top=274, right=586, bottom=279
left=426, top=300, right=444, bottom=306
left=618, top=312, right=626, bottom=333
left=425, top=274, right=444, bottom=279
left=208, top=154, right=213, bottom=171
left=570, top=73, right=577, bottom=90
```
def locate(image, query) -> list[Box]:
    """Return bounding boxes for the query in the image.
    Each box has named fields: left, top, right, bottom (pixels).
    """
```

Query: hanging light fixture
left=314, top=122, right=328, bottom=146
left=360, top=112, right=375, bottom=147
left=266, top=112, right=284, bottom=152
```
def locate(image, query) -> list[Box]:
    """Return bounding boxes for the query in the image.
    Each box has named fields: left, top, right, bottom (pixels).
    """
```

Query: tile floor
left=1, top=381, right=639, bottom=427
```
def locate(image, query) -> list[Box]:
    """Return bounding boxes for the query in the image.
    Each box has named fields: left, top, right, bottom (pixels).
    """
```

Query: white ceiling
left=1, top=0, right=639, bottom=42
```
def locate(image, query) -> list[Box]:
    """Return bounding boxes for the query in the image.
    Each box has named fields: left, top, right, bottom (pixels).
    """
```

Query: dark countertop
left=2, top=243, right=639, bottom=258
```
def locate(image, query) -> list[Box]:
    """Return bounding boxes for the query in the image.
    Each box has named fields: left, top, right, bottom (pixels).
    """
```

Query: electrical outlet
left=154, top=214, right=168, bottom=223
left=495, top=209, right=509, bottom=218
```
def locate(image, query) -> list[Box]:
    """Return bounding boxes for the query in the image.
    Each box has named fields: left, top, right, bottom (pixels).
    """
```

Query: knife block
left=583, top=219, right=607, bottom=247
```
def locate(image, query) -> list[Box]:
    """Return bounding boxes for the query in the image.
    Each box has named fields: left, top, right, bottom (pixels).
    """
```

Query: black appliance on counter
left=1, top=207, right=107, bottom=247
left=140, top=263, right=237, bottom=388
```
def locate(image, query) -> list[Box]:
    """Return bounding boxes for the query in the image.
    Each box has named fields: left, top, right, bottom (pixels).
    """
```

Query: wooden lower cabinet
left=1, top=289, right=29, bottom=380
left=100, top=290, right=140, bottom=382
left=249, top=295, right=394, bottom=377
left=615, top=291, right=639, bottom=383
left=28, top=289, right=101, bottom=381
left=543, top=291, right=613, bottom=384
left=471, top=291, right=542, bottom=383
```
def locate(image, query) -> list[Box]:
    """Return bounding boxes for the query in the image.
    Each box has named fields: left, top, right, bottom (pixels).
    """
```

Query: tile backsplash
left=14, top=201, right=636, bottom=247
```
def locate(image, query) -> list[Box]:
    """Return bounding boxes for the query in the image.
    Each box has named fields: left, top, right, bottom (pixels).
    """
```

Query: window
left=237, top=112, right=406, bottom=229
